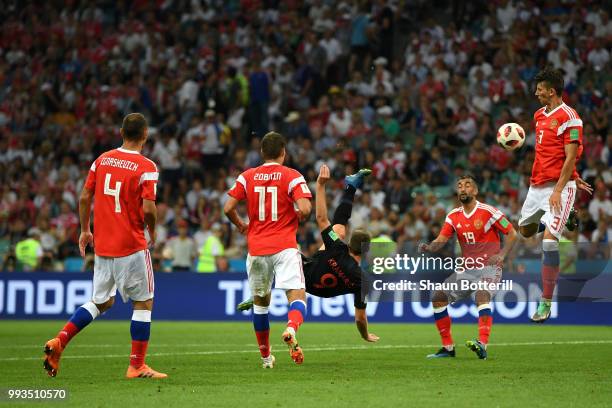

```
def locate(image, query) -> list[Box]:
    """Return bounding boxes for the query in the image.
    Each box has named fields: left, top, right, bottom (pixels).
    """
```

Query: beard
left=459, top=194, right=474, bottom=204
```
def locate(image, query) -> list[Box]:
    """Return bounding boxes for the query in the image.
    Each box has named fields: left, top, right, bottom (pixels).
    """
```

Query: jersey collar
left=262, top=162, right=281, bottom=166
left=542, top=102, right=565, bottom=117
left=117, top=147, right=140, bottom=154
left=462, top=201, right=479, bottom=218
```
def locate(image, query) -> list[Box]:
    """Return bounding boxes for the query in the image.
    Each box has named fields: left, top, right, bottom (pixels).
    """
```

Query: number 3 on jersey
left=104, top=173, right=122, bottom=213
left=254, top=186, right=278, bottom=221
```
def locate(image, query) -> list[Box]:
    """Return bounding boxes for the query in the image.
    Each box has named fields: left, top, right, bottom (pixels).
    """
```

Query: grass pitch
left=1, top=321, right=611, bottom=407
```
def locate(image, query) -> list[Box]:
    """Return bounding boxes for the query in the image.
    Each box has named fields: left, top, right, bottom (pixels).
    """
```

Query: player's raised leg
left=43, top=299, right=106, bottom=377
left=427, top=291, right=455, bottom=358
left=531, top=232, right=559, bottom=323
left=531, top=183, right=576, bottom=323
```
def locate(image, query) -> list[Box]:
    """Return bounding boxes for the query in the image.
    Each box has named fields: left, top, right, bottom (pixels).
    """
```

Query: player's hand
left=576, top=177, right=593, bottom=195
left=317, top=165, right=330, bottom=185
left=237, top=221, right=248, bottom=235
left=487, top=254, right=504, bottom=267
left=79, top=231, right=93, bottom=258
left=549, top=191, right=562, bottom=215
left=147, top=229, right=157, bottom=248
left=364, top=333, right=380, bottom=342
left=418, top=242, right=429, bottom=253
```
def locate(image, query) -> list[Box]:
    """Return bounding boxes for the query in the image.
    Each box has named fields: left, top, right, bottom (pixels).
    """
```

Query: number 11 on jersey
left=254, top=186, right=278, bottom=221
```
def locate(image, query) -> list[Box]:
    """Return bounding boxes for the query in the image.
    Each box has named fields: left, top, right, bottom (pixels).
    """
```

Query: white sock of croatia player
left=541, top=239, right=560, bottom=301
left=253, top=305, right=270, bottom=358
left=477, top=304, right=492, bottom=347
left=286, top=300, right=307, bottom=337
left=56, top=301, right=100, bottom=348
left=433, top=305, right=454, bottom=351
left=130, top=310, right=151, bottom=368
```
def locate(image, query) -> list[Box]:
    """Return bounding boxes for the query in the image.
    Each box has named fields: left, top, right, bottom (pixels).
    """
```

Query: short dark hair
left=349, top=229, right=371, bottom=255
left=121, top=113, right=148, bottom=142
left=261, top=132, right=286, bottom=160
left=534, top=67, right=564, bottom=96
left=457, top=174, right=478, bottom=187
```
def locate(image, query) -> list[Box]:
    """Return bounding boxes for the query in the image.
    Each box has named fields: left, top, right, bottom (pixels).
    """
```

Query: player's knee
left=133, top=298, right=153, bottom=311
left=475, top=291, right=491, bottom=305
left=432, top=291, right=448, bottom=308
left=96, top=296, right=115, bottom=313
left=519, top=224, right=538, bottom=238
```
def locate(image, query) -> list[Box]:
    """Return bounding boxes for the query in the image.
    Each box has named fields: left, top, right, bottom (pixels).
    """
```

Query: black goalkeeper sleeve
left=332, top=185, right=356, bottom=226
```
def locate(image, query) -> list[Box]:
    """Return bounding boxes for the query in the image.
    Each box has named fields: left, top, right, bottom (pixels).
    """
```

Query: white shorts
left=518, top=180, right=576, bottom=240
left=92, top=249, right=155, bottom=304
left=445, top=265, right=502, bottom=303
left=246, top=248, right=305, bottom=297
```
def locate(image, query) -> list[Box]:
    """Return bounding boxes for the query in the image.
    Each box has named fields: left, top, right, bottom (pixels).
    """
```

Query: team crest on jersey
left=550, top=119, right=558, bottom=129
left=474, top=219, right=483, bottom=229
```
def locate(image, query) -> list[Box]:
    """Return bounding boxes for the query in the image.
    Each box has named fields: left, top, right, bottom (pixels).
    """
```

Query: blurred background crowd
left=0, top=0, right=610, bottom=273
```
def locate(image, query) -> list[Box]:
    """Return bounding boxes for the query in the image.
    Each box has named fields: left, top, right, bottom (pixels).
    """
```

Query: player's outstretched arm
left=315, top=165, right=332, bottom=231
left=223, top=197, right=248, bottom=234
left=419, top=234, right=450, bottom=254
left=78, top=187, right=94, bottom=257
left=355, top=307, right=379, bottom=342
left=143, top=199, right=157, bottom=247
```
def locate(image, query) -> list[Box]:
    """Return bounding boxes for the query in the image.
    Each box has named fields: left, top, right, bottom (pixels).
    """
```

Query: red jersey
left=440, top=201, right=512, bottom=259
left=228, top=162, right=312, bottom=256
left=84, top=148, right=158, bottom=257
left=531, top=103, right=583, bottom=185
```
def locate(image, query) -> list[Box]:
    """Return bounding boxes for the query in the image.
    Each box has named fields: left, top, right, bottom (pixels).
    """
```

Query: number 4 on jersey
left=104, top=173, right=122, bottom=213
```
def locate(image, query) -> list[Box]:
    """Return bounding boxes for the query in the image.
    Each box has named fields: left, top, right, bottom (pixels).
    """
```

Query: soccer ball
left=496, top=123, right=525, bottom=151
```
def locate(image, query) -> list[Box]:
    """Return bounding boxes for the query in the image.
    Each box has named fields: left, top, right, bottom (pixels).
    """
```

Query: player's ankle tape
left=477, top=304, right=492, bottom=316
left=433, top=306, right=448, bottom=319
left=542, top=239, right=560, bottom=265
left=253, top=305, right=269, bottom=314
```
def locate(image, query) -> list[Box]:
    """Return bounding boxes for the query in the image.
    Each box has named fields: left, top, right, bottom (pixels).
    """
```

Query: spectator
left=15, top=230, right=43, bottom=271
left=196, top=223, right=225, bottom=273
left=164, top=219, right=197, bottom=272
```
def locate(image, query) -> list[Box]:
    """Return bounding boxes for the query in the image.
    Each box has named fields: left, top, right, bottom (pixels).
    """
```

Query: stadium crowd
left=0, top=0, right=610, bottom=272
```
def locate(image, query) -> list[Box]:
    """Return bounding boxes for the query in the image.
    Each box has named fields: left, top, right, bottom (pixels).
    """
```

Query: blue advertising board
left=1, top=272, right=611, bottom=325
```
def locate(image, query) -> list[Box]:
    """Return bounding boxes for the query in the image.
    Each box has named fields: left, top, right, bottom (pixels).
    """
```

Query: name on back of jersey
left=254, top=172, right=282, bottom=181
left=99, top=157, right=139, bottom=171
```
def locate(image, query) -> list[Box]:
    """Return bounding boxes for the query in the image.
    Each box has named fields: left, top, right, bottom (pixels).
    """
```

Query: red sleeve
left=140, top=161, right=159, bottom=201
left=440, top=215, right=455, bottom=238
left=288, top=170, right=312, bottom=202
left=84, top=160, right=97, bottom=191
left=562, top=123, right=582, bottom=146
left=228, top=172, right=247, bottom=201
left=492, top=215, right=513, bottom=235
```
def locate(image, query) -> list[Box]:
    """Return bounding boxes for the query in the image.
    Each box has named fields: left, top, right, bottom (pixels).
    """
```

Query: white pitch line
left=2, top=340, right=612, bottom=362
left=0, top=343, right=254, bottom=349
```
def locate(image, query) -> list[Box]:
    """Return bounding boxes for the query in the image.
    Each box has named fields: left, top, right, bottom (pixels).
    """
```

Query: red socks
left=253, top=305, right=270, bottom=358
left=433, top=307, right=454, bottom=348
left=255, top=330, right=270, bottom=358
left=478, top=304, right=493, bottom=345
left=57, top=322, right=79, bottom=348
left=542, top=264, right=560, bottom=300
left=130, top=340, right=149, bottom=368
left=287, top=300, right=306, bottom=332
